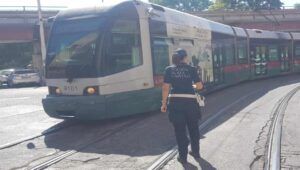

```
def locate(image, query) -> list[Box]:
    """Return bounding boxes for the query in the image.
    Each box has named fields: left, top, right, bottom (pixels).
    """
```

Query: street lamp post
left=37, top=0, right=46, bottom=85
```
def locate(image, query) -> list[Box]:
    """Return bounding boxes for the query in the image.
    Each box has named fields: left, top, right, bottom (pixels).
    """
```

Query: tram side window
left=224, top=43, right=235, bottom=65
left=152, top=38, right=171, bottom=75
left=102, top=19, right=142, bottom=75
left=269, top=45, right=279, bottom=61
left=237, top=40, right=247, bottom=64
left=295, top=44, right=300, bottom=58
left=212, top=32, right=235, bottom=66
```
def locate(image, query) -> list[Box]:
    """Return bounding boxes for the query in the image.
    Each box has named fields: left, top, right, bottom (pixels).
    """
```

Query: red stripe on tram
left=268, top=61, right=281, bottom=69
left=223, top=65, right=240, bottom=73
left=294, top=59, right=300, bottom=65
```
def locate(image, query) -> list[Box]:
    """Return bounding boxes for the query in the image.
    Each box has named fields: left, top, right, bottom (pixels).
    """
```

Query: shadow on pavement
left=183, top=162, right=198, bottom=170
left=196, top=156, right=217, bottom=170
left=40, top=75, right=300, bottom=166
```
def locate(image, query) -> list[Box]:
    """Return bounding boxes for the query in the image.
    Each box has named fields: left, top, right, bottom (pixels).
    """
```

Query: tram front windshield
left=46, top=17, right=106, bottom=79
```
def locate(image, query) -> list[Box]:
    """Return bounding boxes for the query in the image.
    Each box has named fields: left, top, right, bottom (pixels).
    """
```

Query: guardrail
left=0, top=6, right=66, bottom=11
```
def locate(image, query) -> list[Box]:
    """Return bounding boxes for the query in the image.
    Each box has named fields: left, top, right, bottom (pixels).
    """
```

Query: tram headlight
left=49, top=86, right=62, bottom=95
left=84, top=86, right=99, bottom=95
left=87, top=87, right=96, bottom=94
left=55, top=88, right=62, bottom=95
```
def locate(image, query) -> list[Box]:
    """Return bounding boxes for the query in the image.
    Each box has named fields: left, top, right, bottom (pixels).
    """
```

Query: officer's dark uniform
left=164, top=63, right=201, bottom=161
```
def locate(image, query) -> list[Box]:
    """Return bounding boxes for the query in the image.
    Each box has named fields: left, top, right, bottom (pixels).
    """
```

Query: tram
left=42, top=0, right=300, bottom=120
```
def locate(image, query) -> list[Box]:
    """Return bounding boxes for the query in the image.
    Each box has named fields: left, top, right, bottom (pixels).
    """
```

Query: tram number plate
left=64, top=85, right=79, bottom=94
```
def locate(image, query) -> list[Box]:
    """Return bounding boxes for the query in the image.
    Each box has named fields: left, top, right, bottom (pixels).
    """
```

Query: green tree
left=208, top=0, right=226, bottom=11
left=247, top=0, right=283, bottom=10
left=0, top=43, right=32, bottom=69
left=149, top=0, right=212, bottom=12
left=209, top=0, right=283, bottom=11
left=295, top=3, right=300, bottom=9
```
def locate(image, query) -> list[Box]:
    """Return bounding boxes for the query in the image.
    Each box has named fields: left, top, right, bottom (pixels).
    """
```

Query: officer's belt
left=168, top=94, right=196, bottom=99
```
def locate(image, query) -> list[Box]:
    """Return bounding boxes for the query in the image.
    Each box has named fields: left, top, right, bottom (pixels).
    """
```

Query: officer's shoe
left=189, top=151, right=200, bottom=159
left=177, top=156, right=187, bottom=164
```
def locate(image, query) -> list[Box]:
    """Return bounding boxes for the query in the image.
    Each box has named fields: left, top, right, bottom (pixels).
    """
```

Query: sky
left=0, top=0, right=298, bottom=9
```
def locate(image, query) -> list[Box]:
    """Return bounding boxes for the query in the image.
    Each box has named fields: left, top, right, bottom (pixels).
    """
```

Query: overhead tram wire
left=255, top=10, right=280, bottom=29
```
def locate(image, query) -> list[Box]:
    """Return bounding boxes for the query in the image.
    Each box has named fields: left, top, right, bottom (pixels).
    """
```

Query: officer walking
left=161, top=48, right=203, bottom=164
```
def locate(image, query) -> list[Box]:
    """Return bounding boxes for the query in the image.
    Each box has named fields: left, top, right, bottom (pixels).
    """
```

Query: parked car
left=7, top=69, right=41, bottom=87
left=0, top=69, right=14, bottom=86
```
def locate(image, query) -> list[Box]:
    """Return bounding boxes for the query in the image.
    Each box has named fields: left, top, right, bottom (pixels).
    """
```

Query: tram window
left=224, top=44, right=235, bottom=65
left=102, top=19, right=142, bottom=75
left=295, top=44, right=300, bottom=58
left=237, top=43, right=247, bottom=64
left=149, top=20, right=167, bottom=37
left=269, top=45, right=279, bottom=61
left=179, top=39, right=194, bottom=46
left=152, top=38, right=171, bottom=74
left=237, top=39, right=247, bottom=64
left=212, top=32, right=235, bottom=65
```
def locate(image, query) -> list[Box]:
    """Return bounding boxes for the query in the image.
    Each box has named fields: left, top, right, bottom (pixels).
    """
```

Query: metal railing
left=0, top=6, right=66, bottom=12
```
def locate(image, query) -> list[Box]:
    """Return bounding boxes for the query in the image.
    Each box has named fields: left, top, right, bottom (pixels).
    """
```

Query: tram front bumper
left=42, top=95, right=106, bottom=120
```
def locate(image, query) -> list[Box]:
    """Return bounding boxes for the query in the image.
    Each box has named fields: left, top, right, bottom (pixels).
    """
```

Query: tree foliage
left=0, top=43, right=32, bottom=69
left=295, top=3, right=300, bottom=9
left=150, top=0, right=283, bottom=12
left=208, top=0, right=226, bottom=11
left=149, top=0, right=212, bottom=12
left=209, top=0, right=283, bottom=11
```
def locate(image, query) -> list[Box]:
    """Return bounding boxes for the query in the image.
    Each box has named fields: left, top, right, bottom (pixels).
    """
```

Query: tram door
left=213, top=45, right=224, bottom=84
left=280, top=46, right=290, bottom=72
left=151, top=38, right=172, bottom=86
left=253, top=46, right=268, bottom=75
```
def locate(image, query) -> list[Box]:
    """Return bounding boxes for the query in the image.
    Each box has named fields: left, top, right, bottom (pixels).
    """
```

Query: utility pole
left=37, top=0, right=46, bottom=85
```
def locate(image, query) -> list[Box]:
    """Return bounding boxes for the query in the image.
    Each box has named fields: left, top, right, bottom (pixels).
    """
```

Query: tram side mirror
left=147, top=7, right=160, bottom=18
left=47, top=17, right=55, bottom=23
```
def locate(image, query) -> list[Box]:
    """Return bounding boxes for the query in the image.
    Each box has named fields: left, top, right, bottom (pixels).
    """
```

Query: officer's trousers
left=173, top=117, right=200, bottom=160
left=168, top=98, right=201, bottom=161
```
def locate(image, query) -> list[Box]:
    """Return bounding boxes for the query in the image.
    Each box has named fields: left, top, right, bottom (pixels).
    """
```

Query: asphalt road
left=0, top=87, right=63, bottom=146
left=0, top=75, right=300, bottom=170
left=164, top=77, right=300, bottom=170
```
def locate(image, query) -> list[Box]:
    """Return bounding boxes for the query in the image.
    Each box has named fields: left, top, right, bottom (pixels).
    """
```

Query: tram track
left=147, top=89, right=262, bottom=170
left=10, top=113, right=154, bottom=170
left=264, top=86, right=300, bottom=170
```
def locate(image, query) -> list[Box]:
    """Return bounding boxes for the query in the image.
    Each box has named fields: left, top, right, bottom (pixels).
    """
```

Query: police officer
left=161, top=48, right=203, bottom=164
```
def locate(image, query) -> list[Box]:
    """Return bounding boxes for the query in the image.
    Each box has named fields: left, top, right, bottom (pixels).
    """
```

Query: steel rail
left=147, top=89, right=261, bottom=170
left=264, top=86, right=300, bottom=170
left=28, top=115, right=152, bottom=170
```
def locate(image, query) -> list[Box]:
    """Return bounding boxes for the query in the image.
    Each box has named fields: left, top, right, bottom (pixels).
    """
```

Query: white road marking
left=0, top=105, right=43, bottom=118
left=0, top=97, right=31, bottom=101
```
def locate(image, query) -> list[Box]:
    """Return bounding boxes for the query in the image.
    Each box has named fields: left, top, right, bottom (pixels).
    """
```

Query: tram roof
left=56, top=0, right=234, bottom=36
left=54, top=1, right=132, bottom=21
left=232, top=27, right=247, bottom=37
left=150, top=3, right=234, bottom=36
left=246, top=29, right=291, bottom=40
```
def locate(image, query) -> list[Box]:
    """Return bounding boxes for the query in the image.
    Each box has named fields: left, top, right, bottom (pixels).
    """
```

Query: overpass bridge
left=0, top=7, right=299, bottom=43
left=0, top=6, right=61, bottom=43
left=191, top=8, right=300, bottom=32
left=0, top=7, right=62, bottom=72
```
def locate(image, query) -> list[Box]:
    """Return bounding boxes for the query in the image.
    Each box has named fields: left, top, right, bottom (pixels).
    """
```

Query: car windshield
left=46, top=17, right=107, bottom=79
